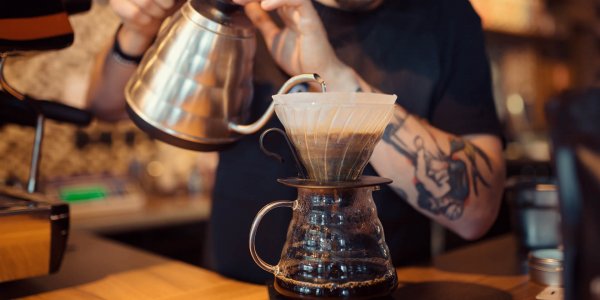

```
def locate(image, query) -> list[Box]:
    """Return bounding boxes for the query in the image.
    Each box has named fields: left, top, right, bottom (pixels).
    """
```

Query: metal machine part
left=0, top=0, right=91, bottom=53
left=505, top=177, right=560, bottom=252
left=0, top=0, right=92, bottom=283
left=529, top=249, right=564, bottom=287
left=1, top=56, right=93, bottom=193
left=547, top=88, right=600, bottom=300
left=0, top=186, right=69, bottom=283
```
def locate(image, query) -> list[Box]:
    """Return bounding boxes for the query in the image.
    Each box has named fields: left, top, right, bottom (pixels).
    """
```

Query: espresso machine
left=249, top=92, right=399, bottom=298
left=0, top=0, right=92, bottom=282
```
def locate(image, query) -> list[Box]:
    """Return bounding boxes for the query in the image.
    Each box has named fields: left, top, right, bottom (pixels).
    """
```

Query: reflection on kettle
left=125, top=0, right=324, bottom=151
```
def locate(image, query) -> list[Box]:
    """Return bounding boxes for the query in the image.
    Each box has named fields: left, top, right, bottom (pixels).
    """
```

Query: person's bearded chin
left=334, top=0, right=384, bottom=11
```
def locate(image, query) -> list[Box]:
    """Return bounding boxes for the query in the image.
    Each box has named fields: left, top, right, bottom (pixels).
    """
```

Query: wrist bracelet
left=112, top=26, right=144, bottom=65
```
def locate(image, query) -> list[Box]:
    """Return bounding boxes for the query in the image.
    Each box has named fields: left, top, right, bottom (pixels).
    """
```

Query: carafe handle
left=228, top=73, right=326, bottom=134
left=249, top=200, right=296, bottom=274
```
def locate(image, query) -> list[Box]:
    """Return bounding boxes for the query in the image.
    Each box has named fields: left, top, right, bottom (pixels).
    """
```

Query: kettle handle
left=249, top=200, right=296, bottom=274
left=228, top=73, right=325, bottom=135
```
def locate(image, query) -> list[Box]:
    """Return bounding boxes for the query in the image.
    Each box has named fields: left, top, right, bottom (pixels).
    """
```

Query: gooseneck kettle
left=125, top=0, right=323, bottom=151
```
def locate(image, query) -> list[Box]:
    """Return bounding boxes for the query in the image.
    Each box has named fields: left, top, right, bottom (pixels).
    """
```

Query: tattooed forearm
left=382, top=109, right=493, bottom=220
left=381, top=106, right=411, bottom=158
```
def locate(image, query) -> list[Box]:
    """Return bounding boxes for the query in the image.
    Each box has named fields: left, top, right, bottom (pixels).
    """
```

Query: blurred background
left=0, top=0, right=598, bottom=266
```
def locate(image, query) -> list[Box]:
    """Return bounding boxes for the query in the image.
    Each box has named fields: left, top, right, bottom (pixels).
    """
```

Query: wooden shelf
left=484, top=28, right=568, bottom=45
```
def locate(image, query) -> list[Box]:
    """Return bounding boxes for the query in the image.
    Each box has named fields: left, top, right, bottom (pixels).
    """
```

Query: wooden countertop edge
left=23, top=261, right=266, bottom=300
left=24, top=263, right=536, bottom=300
left=17, top=234, right=544, bottom=300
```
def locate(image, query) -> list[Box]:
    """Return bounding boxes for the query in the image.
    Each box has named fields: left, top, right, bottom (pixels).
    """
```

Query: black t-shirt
left=207, top=0, right=502, bottom=284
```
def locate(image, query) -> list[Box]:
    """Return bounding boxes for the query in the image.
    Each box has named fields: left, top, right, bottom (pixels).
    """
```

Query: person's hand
left=233, top=0, right=359, bottom=91
left=109, top=0, right=178, bottom=56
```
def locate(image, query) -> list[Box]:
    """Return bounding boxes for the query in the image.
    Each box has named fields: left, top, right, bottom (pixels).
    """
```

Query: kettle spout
left=228, top=73, right=326, bottom=135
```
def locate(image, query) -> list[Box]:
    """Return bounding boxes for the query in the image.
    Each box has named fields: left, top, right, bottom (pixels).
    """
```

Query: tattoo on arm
left=382, top=112, right=493, bottom=220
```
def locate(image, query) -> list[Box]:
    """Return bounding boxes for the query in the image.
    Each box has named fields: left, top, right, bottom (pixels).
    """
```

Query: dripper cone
left=273, top=92, right=396, bottom=182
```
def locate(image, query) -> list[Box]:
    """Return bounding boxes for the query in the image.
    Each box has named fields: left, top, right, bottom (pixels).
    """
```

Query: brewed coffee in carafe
left=249, top=92, right=398, bottom=299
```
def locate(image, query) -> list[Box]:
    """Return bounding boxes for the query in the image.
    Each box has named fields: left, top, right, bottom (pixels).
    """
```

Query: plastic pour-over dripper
left=273, top=92, right=396, bottom=182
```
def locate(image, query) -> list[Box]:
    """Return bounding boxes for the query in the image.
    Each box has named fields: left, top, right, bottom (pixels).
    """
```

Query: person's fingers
left=127, top=0, right=169, bottom=19
left=278, top=0, right=328, bottom=34
left=111, top=0, right=153, bottom=26
left=414, top=136, right=424, bottom=149
left=153, top=0, right=175, bottom=11
left=259, top=0, right=304, bottom=11
left=233, top=0, right=304, bottom=8
left=232, top=0, right=309, bottom=11
left=232, top=0, right=260, bottom=5
left=244, top=2, right=280, bottom=45
left=277, top=5, right=302, bottom=31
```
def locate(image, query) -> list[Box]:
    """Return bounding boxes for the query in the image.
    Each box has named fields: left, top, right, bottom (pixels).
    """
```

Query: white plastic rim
left=272, top=92, right=397, bottom=106
left=273, top=92, right=396, bottom=137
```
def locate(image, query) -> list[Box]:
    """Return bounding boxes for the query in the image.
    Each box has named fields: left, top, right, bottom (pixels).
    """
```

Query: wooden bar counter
left=0, top=231, right=545, bottom=299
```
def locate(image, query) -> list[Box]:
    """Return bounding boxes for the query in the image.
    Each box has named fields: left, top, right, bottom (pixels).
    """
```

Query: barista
left=87, top=0, right=506, bottom=283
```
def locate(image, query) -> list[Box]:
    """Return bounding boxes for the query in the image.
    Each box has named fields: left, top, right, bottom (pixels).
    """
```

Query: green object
left=59, top=186, right=107, bottom=202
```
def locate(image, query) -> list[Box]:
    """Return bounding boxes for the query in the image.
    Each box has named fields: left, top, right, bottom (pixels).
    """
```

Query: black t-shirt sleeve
left=429, top=0, right=503, bottom=139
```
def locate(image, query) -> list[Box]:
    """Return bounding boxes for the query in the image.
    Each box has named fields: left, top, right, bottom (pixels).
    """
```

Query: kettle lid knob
left=190, top=0, right=254, bottom=36
left=212, top=0, right=242, bottom=14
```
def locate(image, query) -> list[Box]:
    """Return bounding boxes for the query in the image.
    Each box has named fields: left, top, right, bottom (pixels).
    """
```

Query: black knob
left=62, top=0, right=92, bottom=15
left=213, top=0, right=242, bottom=14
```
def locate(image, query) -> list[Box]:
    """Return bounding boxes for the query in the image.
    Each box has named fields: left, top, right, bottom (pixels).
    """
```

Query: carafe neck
left=296, top=186, right=375, bottom=209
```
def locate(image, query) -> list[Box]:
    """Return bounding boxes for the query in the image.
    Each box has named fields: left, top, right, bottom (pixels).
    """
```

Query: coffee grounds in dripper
left=273, top=92, right=396, bottom=182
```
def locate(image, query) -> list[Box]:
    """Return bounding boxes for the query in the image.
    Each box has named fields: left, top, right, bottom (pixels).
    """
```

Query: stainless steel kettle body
left=126, top=0, right=323, bottom=151
left=125, top=0, right=256, bottom=151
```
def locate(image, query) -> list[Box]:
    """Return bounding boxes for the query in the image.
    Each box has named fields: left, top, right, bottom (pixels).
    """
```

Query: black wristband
left=112, top=26, right=144, bottom=65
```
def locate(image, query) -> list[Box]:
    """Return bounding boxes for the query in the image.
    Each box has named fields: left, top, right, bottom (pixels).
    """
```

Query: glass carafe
left=249, top=176, right=398, bottom=299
